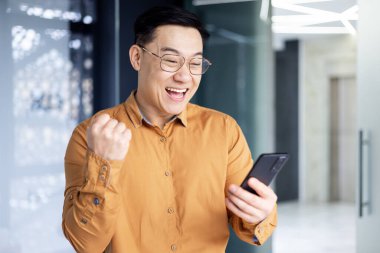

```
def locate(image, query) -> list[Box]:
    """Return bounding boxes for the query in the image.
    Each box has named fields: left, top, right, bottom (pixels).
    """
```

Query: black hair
left=134, top=5, right=210, bottom=46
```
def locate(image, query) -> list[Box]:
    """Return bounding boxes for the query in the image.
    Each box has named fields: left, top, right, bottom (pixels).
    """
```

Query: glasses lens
left=190, top=58, right=211, bottom=75
left=189, top=58, right=203, bottom=75
left=161, top=55, right=183, bottom=72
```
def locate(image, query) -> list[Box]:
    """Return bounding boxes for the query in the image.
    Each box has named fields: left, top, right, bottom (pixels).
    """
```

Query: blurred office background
left=1, top=0, right=379, bottom=252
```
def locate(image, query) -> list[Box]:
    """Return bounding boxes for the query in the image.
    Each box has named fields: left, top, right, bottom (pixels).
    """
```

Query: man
left=62, top=5, right=277, bottom=253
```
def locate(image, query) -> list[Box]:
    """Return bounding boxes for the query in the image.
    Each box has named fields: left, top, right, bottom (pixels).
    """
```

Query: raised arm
left=62, top=114, right=131, bottom=253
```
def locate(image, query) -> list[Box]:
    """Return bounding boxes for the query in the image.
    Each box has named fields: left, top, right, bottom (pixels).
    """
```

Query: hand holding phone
left=240, top=153, right=289, bottom=195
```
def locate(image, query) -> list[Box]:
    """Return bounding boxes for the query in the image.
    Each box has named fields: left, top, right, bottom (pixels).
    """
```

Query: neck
left=135, top=92, right=173, bottom=129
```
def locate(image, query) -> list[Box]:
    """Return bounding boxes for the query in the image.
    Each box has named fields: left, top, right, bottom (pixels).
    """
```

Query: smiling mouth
left=165, top=87, right=189, bottom=101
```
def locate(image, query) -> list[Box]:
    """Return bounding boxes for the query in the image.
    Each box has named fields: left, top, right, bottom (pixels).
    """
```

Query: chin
left=165, top=104, right=186, bottom=116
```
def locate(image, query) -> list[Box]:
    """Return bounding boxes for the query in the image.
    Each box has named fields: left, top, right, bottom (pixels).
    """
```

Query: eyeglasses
left=137, top=45, right=212, bottom=75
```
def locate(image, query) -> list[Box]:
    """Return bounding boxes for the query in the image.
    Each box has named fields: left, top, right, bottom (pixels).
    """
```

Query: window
left=0, top=0, right=95, bottom=252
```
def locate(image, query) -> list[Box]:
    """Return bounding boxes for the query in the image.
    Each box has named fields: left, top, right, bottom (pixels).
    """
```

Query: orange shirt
left=62, top=92, right=277, bottom=253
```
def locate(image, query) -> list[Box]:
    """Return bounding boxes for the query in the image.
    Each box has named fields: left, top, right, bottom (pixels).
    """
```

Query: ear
left=129, top=44, right=141, bottom=71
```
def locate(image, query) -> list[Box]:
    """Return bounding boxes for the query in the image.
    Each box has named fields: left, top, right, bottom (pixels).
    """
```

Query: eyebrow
left=160, top=47, right=203, bottom=57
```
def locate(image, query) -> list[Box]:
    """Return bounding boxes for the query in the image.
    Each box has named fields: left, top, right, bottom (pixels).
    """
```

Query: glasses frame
left=137, top=44, right=212, bottom=75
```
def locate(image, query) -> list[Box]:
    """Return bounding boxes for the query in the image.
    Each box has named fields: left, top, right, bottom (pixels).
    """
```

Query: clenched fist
left=87, top=114, right=132, bottom=161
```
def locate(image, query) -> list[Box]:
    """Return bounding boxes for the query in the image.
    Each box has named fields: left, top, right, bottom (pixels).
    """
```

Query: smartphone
left=240, top=153, right=289, bottom=195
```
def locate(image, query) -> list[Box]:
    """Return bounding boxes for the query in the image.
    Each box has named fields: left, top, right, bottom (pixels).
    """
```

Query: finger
left=89, top=115, right=97, bottom=126
left=90, top=115, right=110, bottom=134
left=103, top=118, right=119, bottom=132
left=123, top=128, right=132, bottom=140
left=228, top=184, right=264, bottom=209
left=228, top=193, right=261, bottom=216
left=247, top=178, right=276, bottom=200
left=92, top=114, right=110, bottom=127
left=225, top=198, right=258, bottom=225
left=120, top=129, right=132, bottom=144
left=114, top=122, right=126, bottom=133
left=227, top=195, right=269, bottom=224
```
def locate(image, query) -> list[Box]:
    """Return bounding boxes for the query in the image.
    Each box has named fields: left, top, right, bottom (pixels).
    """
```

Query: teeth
left=166, top=87, right=187, bottom=93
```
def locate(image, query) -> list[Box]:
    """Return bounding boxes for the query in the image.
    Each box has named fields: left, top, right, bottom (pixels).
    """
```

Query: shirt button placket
left=160, top=134, right=176, bottom=247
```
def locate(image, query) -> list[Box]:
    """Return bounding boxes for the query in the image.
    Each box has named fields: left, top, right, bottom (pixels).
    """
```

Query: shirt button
left=171, top=244, right=177, bottom=251
left=165, top=171, right=171, bottom=176
left=101, top=165, right=108, bottom=172
left=80, top=217, right=88, bottom=224
left=257, top=227, right=263, bottom=234
left=168, top=207, right=175, bottom=214
left=99, top=175, right=106, bottom=181
left=93, top=197, right=100, bottom=206
left=160, top=136, right=166, bottom=142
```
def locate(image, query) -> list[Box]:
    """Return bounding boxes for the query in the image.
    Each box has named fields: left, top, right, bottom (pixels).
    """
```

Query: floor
left=273, top=201, right=356, bottom=253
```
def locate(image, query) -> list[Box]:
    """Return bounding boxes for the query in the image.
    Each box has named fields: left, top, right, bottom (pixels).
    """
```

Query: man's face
left=136, top=25, right=203, bottom=119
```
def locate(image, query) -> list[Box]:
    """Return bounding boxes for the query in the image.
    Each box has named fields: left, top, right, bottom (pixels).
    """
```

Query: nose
left=173, top=63, right=192, bottom=83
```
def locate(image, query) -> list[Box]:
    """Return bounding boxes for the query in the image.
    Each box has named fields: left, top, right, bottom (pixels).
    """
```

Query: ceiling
left=272, top=0, right=358, bottom=49
left=193, top=0, right=358, bottom=49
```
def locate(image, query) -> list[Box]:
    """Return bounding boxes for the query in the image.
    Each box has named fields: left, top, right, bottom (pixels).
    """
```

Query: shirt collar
left=124, top=90, right=144, bottom=128
left=124, top=90, right=188, bottom=128
left=176, top=107, right=188, bottom=127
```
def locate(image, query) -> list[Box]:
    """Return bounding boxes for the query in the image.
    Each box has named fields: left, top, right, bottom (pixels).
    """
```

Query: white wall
left=299, top=35, right=357, bottom=202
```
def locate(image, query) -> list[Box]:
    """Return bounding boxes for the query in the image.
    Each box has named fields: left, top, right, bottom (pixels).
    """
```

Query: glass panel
left=0, top=0, right=95, bottom=252
left=357, top=1, right=380, bottom=252
left=187, top=1, right=274, bottom=253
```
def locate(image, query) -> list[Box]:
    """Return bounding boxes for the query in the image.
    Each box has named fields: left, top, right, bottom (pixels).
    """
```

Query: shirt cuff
left=74, top=151, right=125, bottom=223
left=236, top=205, right=277, bottom=245
left=243, top=204, right=278, bottom=245
left=82, top=150, right=124, bottom=195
